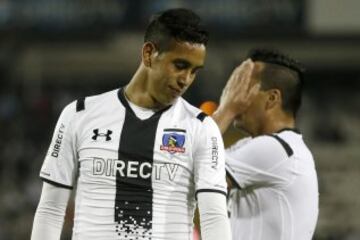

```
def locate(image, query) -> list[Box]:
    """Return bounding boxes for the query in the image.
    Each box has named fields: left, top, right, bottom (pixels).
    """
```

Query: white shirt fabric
left=31, top=185, right=231, bottom=240
left=127, top=99, right=156, bottom=120
left=226, top=130, right=319, bottom=240
left=38, top=88, right=229, bottom=240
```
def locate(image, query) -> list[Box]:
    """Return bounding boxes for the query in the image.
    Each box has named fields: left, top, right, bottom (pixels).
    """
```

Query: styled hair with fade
left=144, top=8, right=209, bottom=52
left=247, top=48, right=305, bottom=117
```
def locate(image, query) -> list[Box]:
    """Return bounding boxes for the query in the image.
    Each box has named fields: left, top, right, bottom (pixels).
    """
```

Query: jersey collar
left=117, top=88, right=171, bottom=120
left=276, top=128, right=301, bottom=134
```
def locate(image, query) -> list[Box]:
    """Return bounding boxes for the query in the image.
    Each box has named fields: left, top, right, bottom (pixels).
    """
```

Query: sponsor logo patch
left=51, top=123, right=65, bottom=158
left=92, top=128, right=112, bottom=141
left=160, top=132, right=186, bottom=154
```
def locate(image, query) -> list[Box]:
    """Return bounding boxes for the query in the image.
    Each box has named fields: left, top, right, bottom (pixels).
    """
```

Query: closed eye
left=173, top=60, right=190, bottom=70
left=173, top=59, right=204, bottom=75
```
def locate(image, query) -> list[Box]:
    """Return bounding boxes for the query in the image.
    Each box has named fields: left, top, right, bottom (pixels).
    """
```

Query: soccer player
left=31, top=9, right=231, bottom=240
left=212, top=49, right=319, bottom=240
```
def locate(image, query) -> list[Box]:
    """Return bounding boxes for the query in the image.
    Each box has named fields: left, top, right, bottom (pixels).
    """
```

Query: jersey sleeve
left=225, top=135, right=292, bottom=189
left=40, top=101, right=78, bottom=189
left=226, top=136, right=252, bottom=154
left=193, top=116, right=227, bottom=198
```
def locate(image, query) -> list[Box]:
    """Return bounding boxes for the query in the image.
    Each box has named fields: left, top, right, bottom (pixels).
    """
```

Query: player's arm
left=194, top=116, right=231, bottom=240
left=31, top=100, right=79, bottom=239
left=212, top=59, right=259, bottom=134
left=197, top=192, right=230, bottom=240
left=31, top=182, right=71, bottom=240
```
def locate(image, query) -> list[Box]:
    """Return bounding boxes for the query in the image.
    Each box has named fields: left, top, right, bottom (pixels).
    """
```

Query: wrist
left=214, top=106, right=237, bottom=120
left=212, top=106, right=237, bottom=134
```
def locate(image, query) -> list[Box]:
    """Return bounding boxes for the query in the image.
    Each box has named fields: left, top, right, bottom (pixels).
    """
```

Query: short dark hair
left=247, top=49, right=305, bottom=117
left=144, top=8, right=209, bottom=52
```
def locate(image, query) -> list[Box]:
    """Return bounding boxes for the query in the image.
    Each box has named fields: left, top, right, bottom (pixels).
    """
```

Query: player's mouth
left=168, top=86, right=182, bottom=97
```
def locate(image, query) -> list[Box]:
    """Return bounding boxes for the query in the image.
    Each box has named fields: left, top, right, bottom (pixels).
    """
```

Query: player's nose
left=177, top=71, right=193, bottom=88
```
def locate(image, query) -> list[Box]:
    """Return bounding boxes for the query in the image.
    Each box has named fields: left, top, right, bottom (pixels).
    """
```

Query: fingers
left=231, top=59, right=254, bottom=83
left=219, top=58, right=256, bottom=109
left=247, top=83, right=260, bottom=101
left=232, top=59, right=254, bottom=78
left=243, top=60, right=255, bottom=90
left=229, top=59, right=254, bottom=95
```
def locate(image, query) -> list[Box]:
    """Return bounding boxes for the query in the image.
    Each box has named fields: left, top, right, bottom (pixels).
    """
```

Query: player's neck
left=125, top=66, right=163, bottom=110
left=262, top=113, right=296, bottom=136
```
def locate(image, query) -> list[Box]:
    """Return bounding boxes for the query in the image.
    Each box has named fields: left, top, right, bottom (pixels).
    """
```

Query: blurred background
left=0, top=0, right=359, bottom=239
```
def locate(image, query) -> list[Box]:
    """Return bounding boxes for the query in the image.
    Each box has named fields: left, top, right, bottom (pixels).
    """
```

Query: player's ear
left=142, top=42, right=158, bottom=67
left=265, top=89, right=281, bottom=110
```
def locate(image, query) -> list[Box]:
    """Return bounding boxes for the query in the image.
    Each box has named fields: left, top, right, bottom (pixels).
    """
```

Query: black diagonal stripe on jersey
left=268, top=134, right=294, bottom=157
left=115, top=88, right=166, bottom=239
left=276, top=128, right=300, bottom=134
left=76, top=97, right=85, bottom=112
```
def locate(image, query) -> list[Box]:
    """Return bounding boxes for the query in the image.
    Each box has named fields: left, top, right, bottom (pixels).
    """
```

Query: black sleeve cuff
left=195, top=189, right=227, bottom=200
left=40, top=177, right=73, bottom=190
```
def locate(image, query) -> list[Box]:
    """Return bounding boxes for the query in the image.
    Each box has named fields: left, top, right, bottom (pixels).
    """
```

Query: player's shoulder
left=78, top=89, right=118, bottom=111
left=226, top=135, right=291, bottom=172
left=239, top=134, right=294, bottom=158
left=249, top=129, right=308, bottom=159
left=175, top=98, right=210, bottom=123
left=276, top=129, right=314, bottom=160
left=62, top=89, right=119, bottom=115
left=226, top=137, right=252, bottom=153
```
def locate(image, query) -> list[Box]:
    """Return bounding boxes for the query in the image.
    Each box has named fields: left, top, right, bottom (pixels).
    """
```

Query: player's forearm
left=212, top=107, right=236, bottom=134
left=31, top=211, right=65, bottom=240
left=198, top=192, right=232, bottom=240
left=31, top=183, right=71, bottom=240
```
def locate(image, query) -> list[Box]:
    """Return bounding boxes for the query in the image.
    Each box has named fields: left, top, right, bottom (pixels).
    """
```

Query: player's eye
left=173, top=60, right=190, bottom=71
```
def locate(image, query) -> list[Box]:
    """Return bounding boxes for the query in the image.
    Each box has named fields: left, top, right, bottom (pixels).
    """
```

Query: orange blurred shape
left=200, top=101, right=218, bottom=115
left=193, top=226, right=200, bottom=240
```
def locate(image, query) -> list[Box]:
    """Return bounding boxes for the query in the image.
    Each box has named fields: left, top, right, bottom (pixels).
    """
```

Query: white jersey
left=40, top=88, right=227, bottom=240
left=226, top=130, right=319, bottom=240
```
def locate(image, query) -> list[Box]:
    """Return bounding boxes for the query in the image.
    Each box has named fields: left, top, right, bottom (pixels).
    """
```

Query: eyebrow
left=173, top=58, right=204, bottom=69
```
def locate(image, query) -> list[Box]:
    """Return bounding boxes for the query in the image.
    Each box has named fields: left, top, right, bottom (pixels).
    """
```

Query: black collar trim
left=276, top=128, right=300, bottom=134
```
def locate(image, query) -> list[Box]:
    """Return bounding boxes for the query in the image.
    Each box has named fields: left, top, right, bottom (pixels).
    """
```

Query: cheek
left=154, top=64, right=175, bottom=83
left=150, top=69, right=166, bottom=88
left=188, top=74, right=197, bottom=85
left=245, top=101, right=264, bottom=120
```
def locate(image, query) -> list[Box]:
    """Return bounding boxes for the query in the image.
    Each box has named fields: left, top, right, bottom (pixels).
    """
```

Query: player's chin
left=158, top=94, right=178, bottom=107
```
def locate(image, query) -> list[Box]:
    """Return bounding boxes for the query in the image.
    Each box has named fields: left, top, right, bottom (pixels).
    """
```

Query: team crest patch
left=160, top=131, right=186, bottom=154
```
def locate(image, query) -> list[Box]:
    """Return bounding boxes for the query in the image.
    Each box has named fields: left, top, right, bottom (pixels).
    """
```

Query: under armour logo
left=92, top=129, right=112, bottom=141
